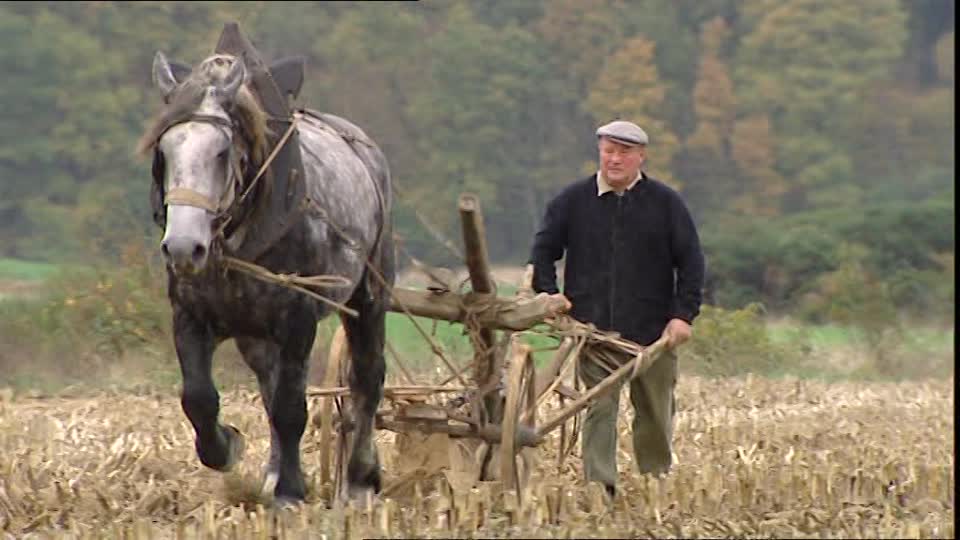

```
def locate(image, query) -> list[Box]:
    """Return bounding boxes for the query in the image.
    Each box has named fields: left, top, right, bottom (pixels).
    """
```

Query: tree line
left=0, top=0, right=953, bottom=319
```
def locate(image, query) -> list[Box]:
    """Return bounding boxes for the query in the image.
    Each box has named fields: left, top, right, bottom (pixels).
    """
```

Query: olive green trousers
left=579, top=342, right=677, bottom=490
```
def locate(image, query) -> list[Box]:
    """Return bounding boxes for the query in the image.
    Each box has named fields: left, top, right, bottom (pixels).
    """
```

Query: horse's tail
left=369, top=149, right=396, bottom=298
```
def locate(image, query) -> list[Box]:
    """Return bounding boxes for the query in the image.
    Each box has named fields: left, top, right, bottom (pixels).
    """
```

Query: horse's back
left=300, top=110, right=390, bottom=198
left=296, top=110, right=391, bottom=283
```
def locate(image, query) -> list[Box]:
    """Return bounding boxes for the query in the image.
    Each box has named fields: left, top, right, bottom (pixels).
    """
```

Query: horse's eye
left=218, top=149, right=229, bottom=160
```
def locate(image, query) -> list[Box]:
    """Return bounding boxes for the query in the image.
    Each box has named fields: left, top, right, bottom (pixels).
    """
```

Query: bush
left=683, top=303, right=804, bottom=378
left=885, top=252, right=954, bottom=323
left=0, top=237, right=174, bottom=389
left=794, top=243, right=956, bottom=379
left=701, top=199, right=955, bottom=321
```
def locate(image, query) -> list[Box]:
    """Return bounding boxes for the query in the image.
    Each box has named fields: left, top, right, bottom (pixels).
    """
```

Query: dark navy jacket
left=529, top=173, right=705, bottom=346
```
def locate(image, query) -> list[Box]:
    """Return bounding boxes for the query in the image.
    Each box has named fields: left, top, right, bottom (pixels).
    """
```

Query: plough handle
left=533, top=335, right=672, bottom=440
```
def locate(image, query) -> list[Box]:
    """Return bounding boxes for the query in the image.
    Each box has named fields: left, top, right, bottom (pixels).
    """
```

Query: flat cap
left=596, top=120, right=649, bottom=146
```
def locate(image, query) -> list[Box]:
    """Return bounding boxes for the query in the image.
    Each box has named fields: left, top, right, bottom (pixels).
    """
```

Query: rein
left=157, top=110, right=393, bottom=319
left=158, top=112, right=358, bottom=316
left=212, top=112, right=301, bottom=239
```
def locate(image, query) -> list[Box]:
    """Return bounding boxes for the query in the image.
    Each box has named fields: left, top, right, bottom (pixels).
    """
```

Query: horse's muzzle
left=161, top=236, right=209, bottom=274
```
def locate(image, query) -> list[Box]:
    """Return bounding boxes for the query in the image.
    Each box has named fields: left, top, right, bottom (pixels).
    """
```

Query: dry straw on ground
left=0, top=374, right=953, bottom=539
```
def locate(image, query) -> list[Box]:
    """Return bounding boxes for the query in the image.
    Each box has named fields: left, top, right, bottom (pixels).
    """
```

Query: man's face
left=599, top=137, right=646, bottom=190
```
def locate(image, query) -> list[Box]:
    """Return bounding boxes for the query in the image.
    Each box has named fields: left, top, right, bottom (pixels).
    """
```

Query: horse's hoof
left=273, top=495, right=304, bottom=510
left=347, top=461, right=382, bottom=493
left=345, top=485, right=379, bottom=510
left=221, top=425, right=245, bottom=472
left=197, top=425, right=246, bottom=472
left=260, top=470, right=280, bottom=498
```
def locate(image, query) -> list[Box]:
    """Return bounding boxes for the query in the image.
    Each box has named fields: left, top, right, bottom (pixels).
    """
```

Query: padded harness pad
left=168, top=55, right=305, bottom=102
left=268, top=56, right=306, bottom=101
left=213, top=22, right=308, bottom=262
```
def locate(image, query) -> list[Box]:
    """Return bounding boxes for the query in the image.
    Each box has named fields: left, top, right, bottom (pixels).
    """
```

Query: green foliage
left=795, top=242, right=954, bottom=378
left=683, top=304, right=802, bottom=377
left=0, top=236, right=177, bottom=391
left=885, top=252, right=954, bottom=322
left=0, top=239, right=171, bottom=361
left=0, top=0, right=952, bottom=379
left=734, top=0, right=910, bottom=211
left=799, top=243, right=897, bottom=324
left=736, top=0, right=907, bottom=115
left=0, top=259, right=61, bottom=281
left=404, top=4, right=555, bottom=260
left=702, top=199, right=955, bottom=317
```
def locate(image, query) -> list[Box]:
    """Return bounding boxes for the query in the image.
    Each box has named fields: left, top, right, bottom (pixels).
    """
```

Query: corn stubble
left=0, top=375, right=952, bottom=539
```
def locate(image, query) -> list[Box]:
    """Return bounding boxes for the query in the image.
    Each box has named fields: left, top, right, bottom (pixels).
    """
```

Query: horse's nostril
left=192, top=244, right=207, bottom=263
left=161, top=242, right=171, bottom=259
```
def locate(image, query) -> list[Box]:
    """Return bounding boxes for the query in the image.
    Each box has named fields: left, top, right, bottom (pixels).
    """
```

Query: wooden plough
left=309, top=193, right=671, bottom=500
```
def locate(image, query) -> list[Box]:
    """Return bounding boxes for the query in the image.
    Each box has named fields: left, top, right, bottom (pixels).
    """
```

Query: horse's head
left=139, top=51, right=268, bottom=275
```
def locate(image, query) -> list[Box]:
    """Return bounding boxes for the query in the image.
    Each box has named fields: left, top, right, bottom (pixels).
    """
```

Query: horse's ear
left=217, top=56, right=246, bottom=103
left=169, top=60, right=192, bottom=84
left=152, top=51, right=178, bottom=99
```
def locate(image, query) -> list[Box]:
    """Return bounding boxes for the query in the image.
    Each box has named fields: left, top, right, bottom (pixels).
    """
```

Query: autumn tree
left=585, top=36, right=681, bottom=189
left=678, top=17, right=740, bottom=216
left=536, top=0, right=626, bottom=98
left=730, top=115, right=788, bottom=217
left=0, top=0, right=951, bottom=318
left=735, top=0, right=908, bottom=210
left=688, top=18, right=735, bottom=152
left=403, top=3, right=555, bottom=260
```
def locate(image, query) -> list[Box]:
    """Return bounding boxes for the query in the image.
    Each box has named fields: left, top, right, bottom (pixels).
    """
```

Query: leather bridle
left=155, top=113, right=248, bottom=237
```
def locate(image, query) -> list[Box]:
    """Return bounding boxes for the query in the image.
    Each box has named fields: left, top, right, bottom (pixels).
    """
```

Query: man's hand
left=548, top=293, right=572, bottom=313
left=662, top=318, right=692, bottom=349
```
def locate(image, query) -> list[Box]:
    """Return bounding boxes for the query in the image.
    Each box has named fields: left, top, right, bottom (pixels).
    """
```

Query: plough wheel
left=318, top=323, right=348, bottom=499
left=500, top=340, right=536, bottom=495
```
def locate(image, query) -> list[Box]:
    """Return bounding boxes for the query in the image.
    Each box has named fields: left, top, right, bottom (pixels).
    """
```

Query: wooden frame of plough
left=308, top=193, right=671, bottom=501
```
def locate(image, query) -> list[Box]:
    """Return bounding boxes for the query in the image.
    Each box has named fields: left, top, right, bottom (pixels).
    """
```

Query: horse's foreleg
left=269, top=305, right=317, bottom=503
left=343, top=286, right=387, bottom=496
left=235, top=337, right=282, bottom=493
left=174, top=308, right=244, bottom=471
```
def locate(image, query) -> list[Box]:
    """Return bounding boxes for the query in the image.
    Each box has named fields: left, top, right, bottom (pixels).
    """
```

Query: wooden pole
left=386, top=287, right=569, bottom=331
left=376, top=417, right=540, bottom=448
left=307, top=385, right=470, bottom=398
left=458, top=194, right=502, bottom=425
left=332, top=409, right=540, bottom=448
left=535, top=336, right=671, bottom=439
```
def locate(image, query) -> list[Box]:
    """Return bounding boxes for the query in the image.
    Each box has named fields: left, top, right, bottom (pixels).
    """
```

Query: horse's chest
left=172, top=276, right=305, bottom=338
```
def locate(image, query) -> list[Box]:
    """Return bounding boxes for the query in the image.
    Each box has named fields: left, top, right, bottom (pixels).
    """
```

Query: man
left=528, top=120, right=705, bottom=497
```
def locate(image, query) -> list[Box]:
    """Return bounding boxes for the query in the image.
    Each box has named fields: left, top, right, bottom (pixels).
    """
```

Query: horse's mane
left=136, top=54, right=271, bottom=169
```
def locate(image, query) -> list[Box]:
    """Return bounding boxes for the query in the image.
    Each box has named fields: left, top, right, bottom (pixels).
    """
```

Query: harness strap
left=213, top=112, right=302, bottom=242
left=238, top=112, right=302, bottom=205
left=165, top=187, right=219, bottom=213
left=189, top=114, right=233, bottom=130
left=298, top=108, right=388, bottom=277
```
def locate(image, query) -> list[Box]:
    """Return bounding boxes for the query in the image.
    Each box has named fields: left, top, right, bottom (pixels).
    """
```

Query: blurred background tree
left=0, top=0, right=952, bottom=327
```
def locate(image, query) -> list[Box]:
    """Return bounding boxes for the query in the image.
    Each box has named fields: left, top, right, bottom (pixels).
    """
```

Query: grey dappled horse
left=138, top=51, right=395, bottom=504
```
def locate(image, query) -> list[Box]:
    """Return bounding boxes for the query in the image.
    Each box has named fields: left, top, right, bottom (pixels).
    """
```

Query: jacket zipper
left=610, top=195, right=622, bottom=330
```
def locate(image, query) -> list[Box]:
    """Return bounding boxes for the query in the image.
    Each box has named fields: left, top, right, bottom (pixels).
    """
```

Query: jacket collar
left=597, top=170, right=644, bottom=196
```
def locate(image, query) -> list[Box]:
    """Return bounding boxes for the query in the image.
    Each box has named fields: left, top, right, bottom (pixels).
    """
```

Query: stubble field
left=0, top=372, right=953, bottom=539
